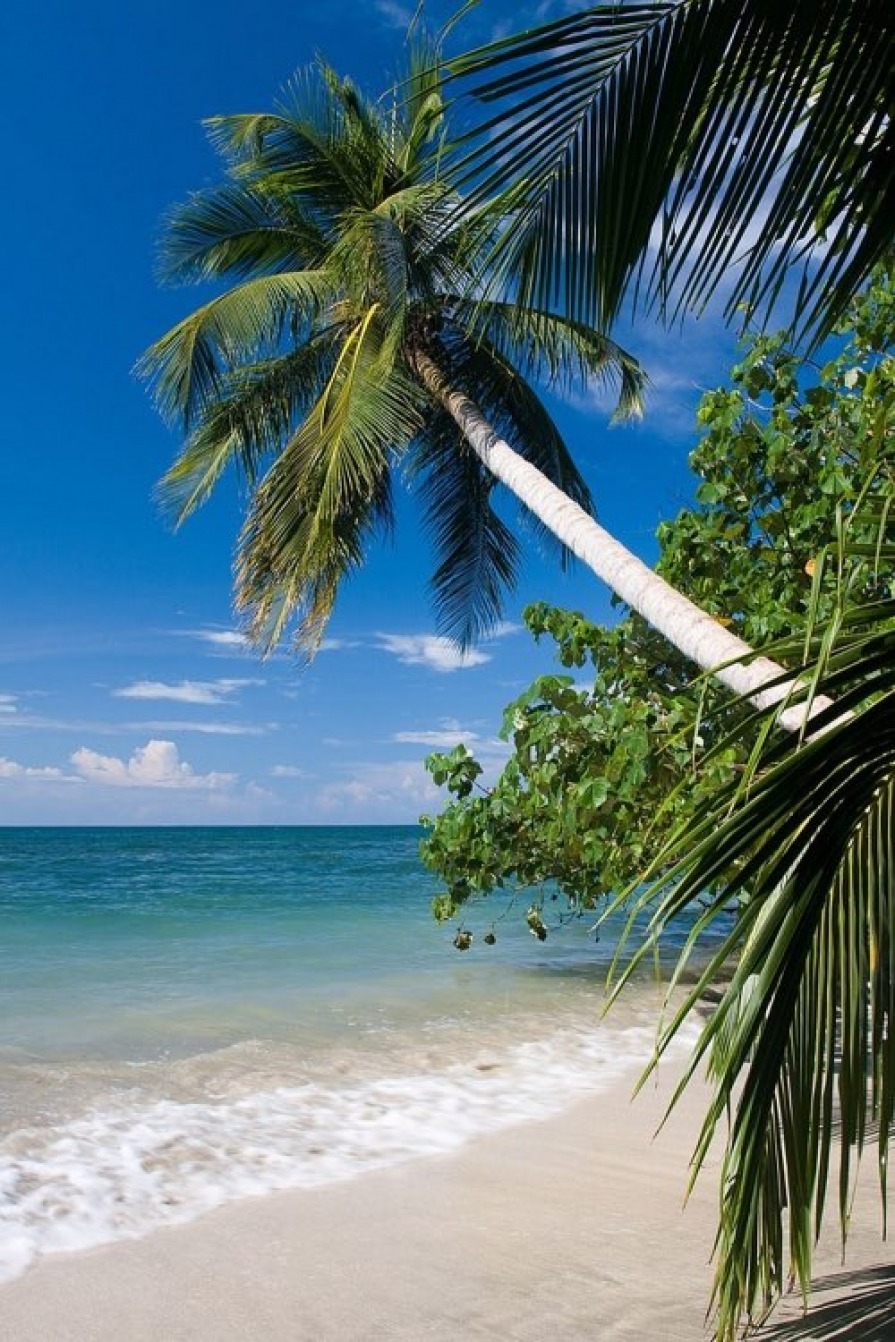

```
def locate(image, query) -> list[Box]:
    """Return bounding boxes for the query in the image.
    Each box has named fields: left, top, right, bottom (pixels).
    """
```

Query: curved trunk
left=412, top=347, right=832, bottom=734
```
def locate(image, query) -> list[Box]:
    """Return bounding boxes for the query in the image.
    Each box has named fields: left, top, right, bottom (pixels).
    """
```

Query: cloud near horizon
left=71, top=740, right=236, bottom=790
left=317, top=759, right=441, bottom=818
left=0, top=756, right=77, bottom=782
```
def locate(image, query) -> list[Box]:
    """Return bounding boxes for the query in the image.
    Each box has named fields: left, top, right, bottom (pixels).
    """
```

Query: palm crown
left=139, top=53, right=643, bottom=657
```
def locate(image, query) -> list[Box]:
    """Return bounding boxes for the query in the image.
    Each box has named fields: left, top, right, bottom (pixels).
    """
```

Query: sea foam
left=0, top=1019, right=689, bottom=1283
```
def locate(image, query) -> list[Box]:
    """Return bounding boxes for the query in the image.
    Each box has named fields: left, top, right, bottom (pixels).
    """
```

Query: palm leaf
left=136, top=270, right=332, bottom=427
left=235, top=312, right=425, bottom=655
left=157, top=183, right=328, bottom=283
left=157, top=336, right=339, bottom=523
left=446, top=295, right=645, bottom=419
left=445, top=0, right=895, bottom=345
left=412, top=418, right=520, bottom=648
left=604, top=508, right=895, bottom=1337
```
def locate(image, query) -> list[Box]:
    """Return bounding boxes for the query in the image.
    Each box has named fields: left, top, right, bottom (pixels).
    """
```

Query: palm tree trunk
left=411, top=347, right=831, bottom=733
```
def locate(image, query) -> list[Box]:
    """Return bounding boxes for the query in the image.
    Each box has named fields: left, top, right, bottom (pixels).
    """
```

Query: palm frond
left=394, top=39, right=447, bottom=175
left=157, top=337, right=338, bottom=524
left=604, top=503, right=895, bottom=1338
left=208, top=63, right=398, bottom=212
left=235, top=313, right=425, bottom=655
left=434, top=326, right=595, bottom=511
left=446, top=295, right=645, bottom=419
left=157, top=184, right=328, bottom=283
left=414, top=418, right=520, bottom=649
left=446, top=0, right=895, bottom=345
left=136, top=270, right=332, bottom=427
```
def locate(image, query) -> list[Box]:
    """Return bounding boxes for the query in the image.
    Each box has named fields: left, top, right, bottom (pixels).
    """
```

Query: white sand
left=0, top=1065, right=890, bottom=1341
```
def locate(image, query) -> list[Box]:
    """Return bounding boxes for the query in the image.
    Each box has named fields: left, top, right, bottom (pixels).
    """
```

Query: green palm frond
left=405, top=328, right=595, bottom=628
left=235, top=312, right=426, bottom=655
left=413, top=419, right=520, bottom=648
left=446, top=0, right=895, bottom=345
left=137, top=270, right=332, bottom=427
left=605, top=506, right=895, bottom=1337
left=157, top=336, right=338, bottom=524
left=447, top=295, right=645, bottom=419
left=434, top=328, right=595, bottom=511
left=157, top=184, right=328, bottom=284
left=396, top=41, right=447, bottom=173
left=225, top=63, right=401, bottom=208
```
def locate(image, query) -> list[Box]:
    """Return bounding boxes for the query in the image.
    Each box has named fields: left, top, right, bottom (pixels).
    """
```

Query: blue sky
left=1, top=0, right=741, bottom=825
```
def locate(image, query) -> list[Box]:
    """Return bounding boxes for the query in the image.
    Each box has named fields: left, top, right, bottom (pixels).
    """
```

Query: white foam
left=0, top=1019, right=697, bottom=1284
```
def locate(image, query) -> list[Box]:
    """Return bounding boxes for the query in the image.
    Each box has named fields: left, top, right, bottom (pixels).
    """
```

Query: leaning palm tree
left=140, top=52, right=637, bottom=656
left=140, top=50, right=827, bottom=724
left=445, top=0, right=894, bottom=349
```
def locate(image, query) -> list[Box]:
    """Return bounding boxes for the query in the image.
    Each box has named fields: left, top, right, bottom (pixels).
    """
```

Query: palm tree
left=444, top=0, right=894, bottom=349
left=139, top=53, right=635, bottom=655
left=139, top=50, right=827, bottom=724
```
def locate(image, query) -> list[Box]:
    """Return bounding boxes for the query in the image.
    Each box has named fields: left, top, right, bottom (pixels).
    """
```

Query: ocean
left=0, top=826, right=701, bottom=1283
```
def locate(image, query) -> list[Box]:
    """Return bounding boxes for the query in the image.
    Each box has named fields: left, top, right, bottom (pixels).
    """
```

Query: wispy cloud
left=376, top=633, right=490, bottom=673
left=127, top=719, right=273, bottom=737
left=317, top=759, right=442, bottom=817
left=374, top=0, right=415, bottom=29
left=178, top=628, right=252, bottom=653
left=71, top=740, right=236, bottom=790
left=375, top=620, right=521, bottom=673
left=0, top=756, right=79, bottom=783
left=0, top=695, right=18, bottom=715
left=393, top=729, right=481, bottom=748
left=318, top=637, right=360, bottom=653
left=270, top=764, right=309, bottom=778
left=113, top=678, right=262, bottom=705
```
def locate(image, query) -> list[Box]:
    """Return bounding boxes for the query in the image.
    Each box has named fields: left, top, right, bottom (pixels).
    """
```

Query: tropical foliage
left=139, top=50, right=643, bottom=657
left=446, top=0, right=895, bottom=347
left=607, top=516, right=895, bottom=1339
left=423, top=271, right=895, bottom=924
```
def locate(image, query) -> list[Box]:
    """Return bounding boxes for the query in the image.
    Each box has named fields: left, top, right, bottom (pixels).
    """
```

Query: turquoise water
left=0, top=826, right=700, bottom=1282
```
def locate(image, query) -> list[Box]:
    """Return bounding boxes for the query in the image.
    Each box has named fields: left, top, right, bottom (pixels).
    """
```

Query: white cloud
left=393, top=730, right=480, bottom=748
left=375, top=634, right=491, bottom=673
left=71, top=740, right=236, bottom=791
left=174, top=628, right=259, bottom=658
left=318, top=760, right=442, bottom=817
left=0, top=695, right=17, bottom=714
left=0, top=756, right=78, bottom=782
left=318, top=637, right=360, bottom=653
left=270, top=764, right=308, bottom=778
left=128, top=719, right=272, bottom=737
left=375, top=620, right=521, bottom=673
left=191, top=629, right=249, bottom=649
left=114, top=679, right=260, bottom=705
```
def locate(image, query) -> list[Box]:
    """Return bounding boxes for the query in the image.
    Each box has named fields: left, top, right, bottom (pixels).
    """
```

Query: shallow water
left=0, top=826, right=703, bottom=1282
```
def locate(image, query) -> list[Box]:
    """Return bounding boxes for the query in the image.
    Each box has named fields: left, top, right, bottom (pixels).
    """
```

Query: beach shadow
left=760, top=1264, right=895, bottom=1340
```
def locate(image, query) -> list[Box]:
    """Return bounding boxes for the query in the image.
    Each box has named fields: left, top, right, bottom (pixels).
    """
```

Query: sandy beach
left=0, top=1062, right=891, bottom=1342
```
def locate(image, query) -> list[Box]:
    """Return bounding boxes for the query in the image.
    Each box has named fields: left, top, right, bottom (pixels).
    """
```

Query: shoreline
left=0, top=1063, right=889, bottom=1341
